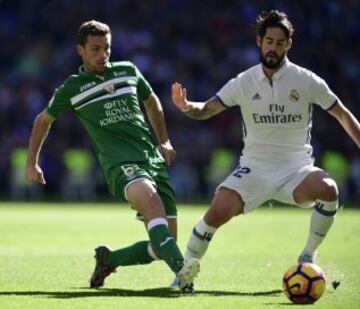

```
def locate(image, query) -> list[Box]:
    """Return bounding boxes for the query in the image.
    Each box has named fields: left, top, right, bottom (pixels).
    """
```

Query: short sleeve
left=216, top=75, right=242, bottom=107
left=309, top=72, right=338, bottom=110
left=45, top=85, right=71, bottom=118
left=134, top=65, right=153, bottom=101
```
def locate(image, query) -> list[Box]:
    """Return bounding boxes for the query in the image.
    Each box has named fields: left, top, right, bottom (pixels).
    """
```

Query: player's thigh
left=276, top=165, right=337, bottom=207
left=293, top=170, right=338, bottom=204
left=214, top=163, right=275, bottom=215
left=275, top=165, right=320, bottom=207
left=126, top=178, right=166, bottom=219
left=118, top=162, right=177, bottom=226
left=135, top=161, right=177, bottom=221
left=204, top=187, right=245, bottom=228
left=108, top=163, right=154, bottom=202
left=109, top=163, right=170, bottom=220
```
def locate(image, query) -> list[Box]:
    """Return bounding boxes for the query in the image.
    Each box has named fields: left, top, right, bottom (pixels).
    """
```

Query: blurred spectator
left=349, top=157, right=360, bottom=201
left=320, top=150, right=350, bottom=201
left=206, top=148, right=236, bottom=193
left=61, top=148, right=96, bottom=201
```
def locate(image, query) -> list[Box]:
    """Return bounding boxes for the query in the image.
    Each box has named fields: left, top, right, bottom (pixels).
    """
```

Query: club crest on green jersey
left=104, top=84, right=116, bottom=94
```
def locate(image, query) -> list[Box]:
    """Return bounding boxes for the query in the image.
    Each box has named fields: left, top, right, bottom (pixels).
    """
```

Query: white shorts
left=217, top=157, right=322, bottom=214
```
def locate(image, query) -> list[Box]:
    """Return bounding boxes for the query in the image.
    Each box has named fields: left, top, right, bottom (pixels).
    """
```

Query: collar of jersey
left=257, top=57, right=290, bottom=81
left=78, top=62, right=112, bottom=78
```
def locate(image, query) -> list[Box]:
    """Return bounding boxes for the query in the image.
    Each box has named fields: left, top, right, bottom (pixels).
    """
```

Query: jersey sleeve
left=45, top=85, right=71, bottom=118
left=134, top=65, right=153, bottom=101
left=309, top=72, right=339, bottom=110
left=216, top=75, right=242, bottom=107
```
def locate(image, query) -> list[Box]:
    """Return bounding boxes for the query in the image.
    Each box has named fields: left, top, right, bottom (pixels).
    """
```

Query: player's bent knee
left=126, top=178, right=156, bottom=202
left=204, top=187, right=244, bottom=227
left=320, top=178, right=338, bottom=202
left=126, top=178, right=166, bottom=219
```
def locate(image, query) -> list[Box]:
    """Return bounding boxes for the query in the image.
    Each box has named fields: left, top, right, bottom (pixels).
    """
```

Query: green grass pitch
left=0, top=202, right=359, bottom=309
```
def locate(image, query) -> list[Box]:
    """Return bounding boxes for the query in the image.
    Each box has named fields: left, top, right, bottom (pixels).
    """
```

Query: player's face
left=77, top=34, right=111, bottom=75
left=258, top=27, right=292, bottom=69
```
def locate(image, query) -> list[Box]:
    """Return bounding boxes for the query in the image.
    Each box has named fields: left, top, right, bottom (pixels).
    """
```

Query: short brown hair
left=77, top=20, right=110, bottom=46
left=256, top=10, right=294, bottom=39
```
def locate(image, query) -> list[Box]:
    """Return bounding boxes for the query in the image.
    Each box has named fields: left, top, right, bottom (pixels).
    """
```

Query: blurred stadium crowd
left=0, top=0, right=359, bottom=202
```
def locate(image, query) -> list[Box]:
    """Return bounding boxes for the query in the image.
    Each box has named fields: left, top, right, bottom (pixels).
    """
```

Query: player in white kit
left=171, top=10, right=360, bottom=267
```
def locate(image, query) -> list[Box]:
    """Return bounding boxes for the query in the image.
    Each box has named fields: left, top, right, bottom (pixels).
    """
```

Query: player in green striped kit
left=25, top=20, right=199, bottom=293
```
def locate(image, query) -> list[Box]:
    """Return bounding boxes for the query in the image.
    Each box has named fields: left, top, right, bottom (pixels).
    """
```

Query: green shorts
left=106, top=161, right=176, bottom=220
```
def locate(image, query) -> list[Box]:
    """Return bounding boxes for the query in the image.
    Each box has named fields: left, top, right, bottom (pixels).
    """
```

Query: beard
left=260, top=51, right=286, bottom=69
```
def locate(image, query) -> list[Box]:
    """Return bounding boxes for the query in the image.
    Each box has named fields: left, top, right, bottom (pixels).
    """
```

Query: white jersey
left=216, top=58, right=338, bottom=163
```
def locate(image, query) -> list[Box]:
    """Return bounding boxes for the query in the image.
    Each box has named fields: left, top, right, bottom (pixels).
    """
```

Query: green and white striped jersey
left=46, top=61, right=164, bottom=172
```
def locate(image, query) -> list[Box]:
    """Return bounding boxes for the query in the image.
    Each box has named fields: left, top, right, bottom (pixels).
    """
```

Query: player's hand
left=26, top=164, right=46, bottom=184
left=171, top=82, right=191, bottom=112
left=158, top=140, right=176, bottom=166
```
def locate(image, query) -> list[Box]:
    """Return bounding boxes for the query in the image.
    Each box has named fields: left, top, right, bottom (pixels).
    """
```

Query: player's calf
left=300, top=199, right=338, bottom=262
left=185, top=219, right=217, bottom=260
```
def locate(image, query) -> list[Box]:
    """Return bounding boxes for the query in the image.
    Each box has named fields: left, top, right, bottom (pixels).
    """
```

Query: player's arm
left=171, top=82, right=227, bottom=120
left=143, top=92, right=176, bottom=166
left=26, top=111, right=55, bottom=184
left=328, top=101, right=360, bottom=148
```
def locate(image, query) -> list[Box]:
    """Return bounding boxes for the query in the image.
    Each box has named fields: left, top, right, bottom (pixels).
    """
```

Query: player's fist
left=158, top=140, right=176, bottom=166
left=26, top=164, right=46, bottom=184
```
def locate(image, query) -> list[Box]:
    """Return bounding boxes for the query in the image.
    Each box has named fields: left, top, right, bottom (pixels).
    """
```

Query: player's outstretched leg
left=89, top=241, right=156, bottom=288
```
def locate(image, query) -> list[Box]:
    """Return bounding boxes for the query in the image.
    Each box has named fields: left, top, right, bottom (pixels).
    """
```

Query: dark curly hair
left=256, top=10, right=294, bottom=39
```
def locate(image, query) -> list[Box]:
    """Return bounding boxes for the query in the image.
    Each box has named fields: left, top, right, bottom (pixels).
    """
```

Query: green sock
left=106, top=240, right=155, bottom=268
left=148, top=223, right=184, bottom=274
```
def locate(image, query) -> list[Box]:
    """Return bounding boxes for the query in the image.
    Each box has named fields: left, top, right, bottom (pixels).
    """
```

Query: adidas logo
left=252, top=93, right=261, bottom=100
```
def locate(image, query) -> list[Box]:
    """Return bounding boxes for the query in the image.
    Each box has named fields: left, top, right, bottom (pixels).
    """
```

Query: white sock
left=147, top=217, right=168, bottom=230
left=184, top=219, right=217, bottom=260
left=301, top=199, right=338, bottom=257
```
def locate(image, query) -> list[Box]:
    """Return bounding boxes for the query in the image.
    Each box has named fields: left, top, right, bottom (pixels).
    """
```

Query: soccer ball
left=282, top=263, right=326, bottom=304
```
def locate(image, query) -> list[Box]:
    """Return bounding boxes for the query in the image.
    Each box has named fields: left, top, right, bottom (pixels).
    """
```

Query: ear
left=286, top=38, right=292, bottom=51
left=256, top=35, right=261, bottom=48
left=76, top=44, right=84, bottom=57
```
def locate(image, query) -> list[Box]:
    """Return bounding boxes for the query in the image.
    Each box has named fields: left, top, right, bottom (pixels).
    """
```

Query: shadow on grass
left=264, top=302, right=300, bottom=306
left=0, top=287, right=283, bottom=299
